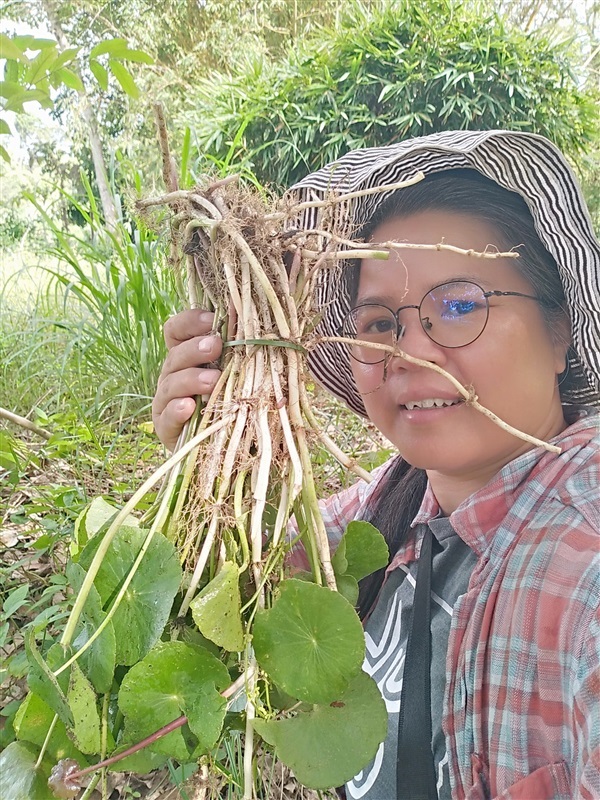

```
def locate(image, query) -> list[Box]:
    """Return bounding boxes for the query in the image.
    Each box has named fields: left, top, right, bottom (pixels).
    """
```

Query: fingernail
left=175, top=399, right=187, bottom=411
left=198, top=337, right=214, bottom=353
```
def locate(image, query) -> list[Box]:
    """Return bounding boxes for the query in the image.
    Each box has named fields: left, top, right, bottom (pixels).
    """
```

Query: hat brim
left=289, top=130, right=600, bottom=415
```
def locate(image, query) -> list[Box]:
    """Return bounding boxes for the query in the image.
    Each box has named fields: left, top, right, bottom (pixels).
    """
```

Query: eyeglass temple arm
left=485, top=290, right=540, bottom=301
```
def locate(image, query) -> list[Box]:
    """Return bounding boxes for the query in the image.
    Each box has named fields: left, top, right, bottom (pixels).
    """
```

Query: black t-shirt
left=346, top=517, right=477, bottom=800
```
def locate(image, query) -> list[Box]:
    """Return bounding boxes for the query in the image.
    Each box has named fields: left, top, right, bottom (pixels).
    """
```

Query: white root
left=318, top=336, right=562, bottom=454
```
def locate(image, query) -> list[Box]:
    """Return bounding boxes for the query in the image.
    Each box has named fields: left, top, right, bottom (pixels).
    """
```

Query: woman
left=152, top=131, right=599, bottom=799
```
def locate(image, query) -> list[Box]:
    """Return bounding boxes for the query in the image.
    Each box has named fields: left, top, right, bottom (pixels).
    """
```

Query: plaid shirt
left=301, top=413, right=600, bottom=799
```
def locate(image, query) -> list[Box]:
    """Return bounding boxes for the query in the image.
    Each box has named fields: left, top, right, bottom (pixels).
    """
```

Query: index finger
left=163, top=309, right=216, bottom=349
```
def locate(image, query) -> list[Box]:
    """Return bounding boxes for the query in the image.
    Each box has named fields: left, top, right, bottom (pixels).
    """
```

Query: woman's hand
left=152, top=309, right=223, bottom=451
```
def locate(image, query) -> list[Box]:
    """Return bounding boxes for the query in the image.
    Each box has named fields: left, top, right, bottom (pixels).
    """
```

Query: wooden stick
left=0, top=406, right=52, bottom=439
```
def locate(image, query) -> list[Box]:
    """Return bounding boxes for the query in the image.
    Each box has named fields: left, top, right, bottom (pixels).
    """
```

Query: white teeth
left=404, top=398, right=459, bottom=410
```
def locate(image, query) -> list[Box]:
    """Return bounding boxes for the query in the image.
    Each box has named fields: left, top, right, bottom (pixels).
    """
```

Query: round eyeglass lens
left=420, top=281, right=489, bottom=348
left=342, top=304, right=396, bottom=363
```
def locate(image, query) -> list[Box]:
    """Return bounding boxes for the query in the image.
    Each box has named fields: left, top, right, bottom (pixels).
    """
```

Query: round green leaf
left=254, top=671, right=387, bottom=789
left=0, top=741, right=52, bottom=800
left=118, top=641, right=230, bottom=762
left=253, top=579, right=365, bottom=704
left=190, top=562, right=245, bottom=651
left=79, top=527, right=182, bottom=665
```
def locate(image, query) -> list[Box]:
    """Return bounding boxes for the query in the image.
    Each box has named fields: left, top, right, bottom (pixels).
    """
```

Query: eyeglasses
left=340, top=280, right=541, bottom=364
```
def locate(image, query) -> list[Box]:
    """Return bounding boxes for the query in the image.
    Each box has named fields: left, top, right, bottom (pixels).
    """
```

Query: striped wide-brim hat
left=289, top=129, right=600, bottom=416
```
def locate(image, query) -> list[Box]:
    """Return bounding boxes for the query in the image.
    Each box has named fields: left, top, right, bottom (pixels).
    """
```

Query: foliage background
left=1, top=0, right=599, bottom=796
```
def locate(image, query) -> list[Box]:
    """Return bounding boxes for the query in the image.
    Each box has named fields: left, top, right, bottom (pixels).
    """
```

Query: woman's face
left=351, top=210, right=568, bottom=492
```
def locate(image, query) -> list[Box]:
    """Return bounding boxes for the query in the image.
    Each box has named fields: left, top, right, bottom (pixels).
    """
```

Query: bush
left=184, top=0, right=598, bottom=189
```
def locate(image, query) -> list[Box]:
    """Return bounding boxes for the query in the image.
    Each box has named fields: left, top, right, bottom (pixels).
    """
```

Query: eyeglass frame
left=340, top=280, right=543, bottom=364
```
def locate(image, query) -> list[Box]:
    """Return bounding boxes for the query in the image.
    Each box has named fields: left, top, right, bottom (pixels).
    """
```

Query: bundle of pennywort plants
left=2, top=111, right=562, bottom=800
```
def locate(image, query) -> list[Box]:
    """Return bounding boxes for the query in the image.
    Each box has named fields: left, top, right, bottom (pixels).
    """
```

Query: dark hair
left=355, top=168, right=596, bottom=618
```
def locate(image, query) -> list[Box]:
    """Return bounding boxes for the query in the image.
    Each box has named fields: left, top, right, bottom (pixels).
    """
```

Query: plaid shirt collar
left=401, top=412, right=599, bottom=562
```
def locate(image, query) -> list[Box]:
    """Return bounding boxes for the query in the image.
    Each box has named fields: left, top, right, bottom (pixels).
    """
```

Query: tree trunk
left=41, top=0, right=119, bottom=232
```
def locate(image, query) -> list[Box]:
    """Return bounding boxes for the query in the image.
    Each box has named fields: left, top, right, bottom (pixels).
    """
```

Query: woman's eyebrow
left=355, top=275, right=494, bottom=305
left=354, top=294, right=397, bottom=306
left=431, top=273, right=492, bottom=287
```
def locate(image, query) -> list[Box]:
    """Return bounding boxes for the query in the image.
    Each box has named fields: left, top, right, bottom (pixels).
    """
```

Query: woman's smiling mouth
left=401, top=397, right=463, bottom=410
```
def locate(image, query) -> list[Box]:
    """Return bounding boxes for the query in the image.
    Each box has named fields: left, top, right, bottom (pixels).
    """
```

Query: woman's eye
left=365, top=318, right=394, bottom=334
left=442, top=299, right=477, bottom=318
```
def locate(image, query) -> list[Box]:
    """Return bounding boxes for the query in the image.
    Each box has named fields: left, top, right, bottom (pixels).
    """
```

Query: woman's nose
left=390, top=312, right=447, bottom=368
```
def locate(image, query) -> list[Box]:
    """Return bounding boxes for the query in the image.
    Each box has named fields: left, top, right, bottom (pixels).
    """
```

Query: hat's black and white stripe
left=289, top=130, right=600, bottom=416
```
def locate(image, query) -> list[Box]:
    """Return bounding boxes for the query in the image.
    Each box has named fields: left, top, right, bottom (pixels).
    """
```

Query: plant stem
left=35, top=714, right=58, bottom=768
left=0, top=406, right=52, bottom=439
left=243, top=651, right=258, bottom=800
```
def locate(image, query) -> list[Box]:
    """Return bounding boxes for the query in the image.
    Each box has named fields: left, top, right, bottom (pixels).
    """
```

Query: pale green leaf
left=89, top=38, right=129, bottom=59
left=88, top=58, right=109, bottom=92
left=119, top=49, right=154, bottom=64
left=4, top=88, right=50, bottom=112
left=108, top=59, right=140, bottom=98
left=190, top=562, right=245, bottom=652
left=24, top=47, right=58, bottom=86
left=0, top=34, right=29, bottom=63
left=0, top=81, right=24, bottom=98
left=55, top=67, right=84, bottom=92
left=67, top=662, right=101, bottom=755
left=14, top=37, right=57, bottom=52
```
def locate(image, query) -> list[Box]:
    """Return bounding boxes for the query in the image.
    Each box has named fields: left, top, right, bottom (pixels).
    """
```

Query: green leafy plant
left=20, top=175, right=179, bottom=417
left=0, top=34, right=151, bottom=162
left=1, top=129, right=395, bottom=798
left=184, top=0, right=598, bottom=188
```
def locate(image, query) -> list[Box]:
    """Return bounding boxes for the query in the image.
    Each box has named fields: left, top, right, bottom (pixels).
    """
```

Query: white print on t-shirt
left=347, top=565, right=453, bottom=798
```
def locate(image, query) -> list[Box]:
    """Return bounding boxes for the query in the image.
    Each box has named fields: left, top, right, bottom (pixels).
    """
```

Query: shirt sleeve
left=574, top=609, right=600, bottom=799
